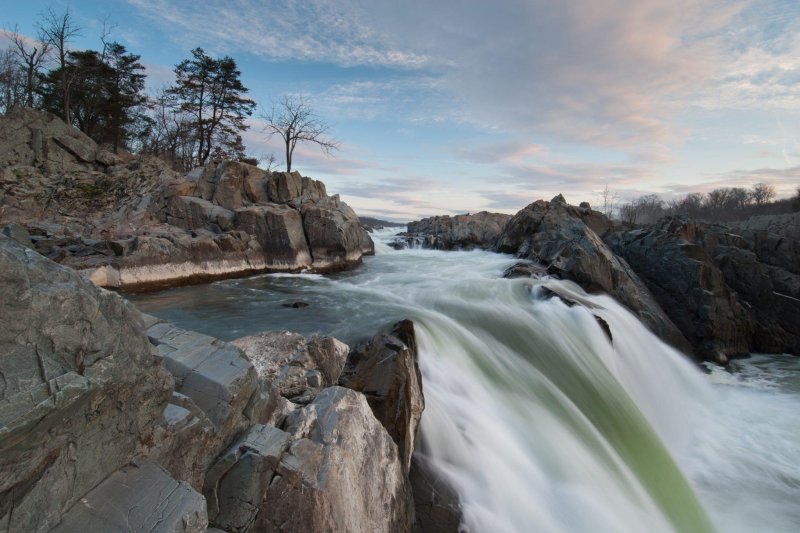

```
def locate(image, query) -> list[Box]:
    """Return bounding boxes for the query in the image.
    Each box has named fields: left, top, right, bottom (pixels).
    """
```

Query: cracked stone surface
left=51, top=460, right=207, bottom=533
left=0, top=235, right=173, bottom=532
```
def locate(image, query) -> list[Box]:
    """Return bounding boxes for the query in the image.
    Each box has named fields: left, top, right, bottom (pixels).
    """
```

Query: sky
left=3, top=0, right=800, bottom=221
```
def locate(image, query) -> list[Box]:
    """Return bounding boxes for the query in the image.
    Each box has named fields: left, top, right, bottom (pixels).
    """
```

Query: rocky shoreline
left=0, top=109, right=374, bottom=292
left=401, top=196, right=800, bottom=363
left=0, top=233, right=440, bottom=532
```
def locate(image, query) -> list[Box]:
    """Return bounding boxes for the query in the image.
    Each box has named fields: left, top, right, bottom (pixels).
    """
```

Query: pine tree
left=168, top=48, right=255, bottom=166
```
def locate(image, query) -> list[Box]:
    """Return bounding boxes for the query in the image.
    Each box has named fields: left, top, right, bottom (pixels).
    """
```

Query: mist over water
left=132, top=228, right=800, bottom=533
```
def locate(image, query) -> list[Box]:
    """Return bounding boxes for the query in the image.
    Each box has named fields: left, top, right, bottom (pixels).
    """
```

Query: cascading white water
left=132, top=227, right=800, bottom=533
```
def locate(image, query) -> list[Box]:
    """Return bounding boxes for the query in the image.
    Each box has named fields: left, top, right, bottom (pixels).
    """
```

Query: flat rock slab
left=51, top=461, right=208, bottom=533
left=146, top=320, right=258, bottom=428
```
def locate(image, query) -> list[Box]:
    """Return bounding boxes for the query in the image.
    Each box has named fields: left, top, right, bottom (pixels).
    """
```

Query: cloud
left=453, top=139, right=547, bottom=165
left=125, top=0, right=430, bottom=67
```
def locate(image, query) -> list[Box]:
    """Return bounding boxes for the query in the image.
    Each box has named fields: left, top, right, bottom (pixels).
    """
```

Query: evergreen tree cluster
left=1, top=9, right=257, bottom=170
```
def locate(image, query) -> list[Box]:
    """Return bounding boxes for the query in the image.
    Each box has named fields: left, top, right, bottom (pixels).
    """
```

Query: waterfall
left=412, top=277, right=713, bottom=533
left=132, top=227, right=800, bottom=533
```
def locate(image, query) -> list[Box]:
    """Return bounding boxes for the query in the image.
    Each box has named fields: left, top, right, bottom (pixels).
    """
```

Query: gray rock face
left=608, top=215, right=800, bottom=359
left=607, top=218, right=753, bottom=361
left=232, top=331, right=349, bottom=404
left=204, top=424, right=292, bottom=532
left=729, top=212, right=800, bottom=275
left=234, top=204, right=312, bottom=268
left=0, top=235, right=173, bottom=532
left=302, top=196, right=375, bottom=270
left=339, top=320, right=424, bottom=475
left=410, top=457, right=462, bottom=533
left=403, top=211, right=512, bottom=250
left=1, top=236, right=420, bottom=533
left=52, top=461, right=208, bottom=533
left=144, top=317, right=265, bottom=487
left=258, top=387, right=415, bottom=532
left=496, top=197, right=691, bottom=354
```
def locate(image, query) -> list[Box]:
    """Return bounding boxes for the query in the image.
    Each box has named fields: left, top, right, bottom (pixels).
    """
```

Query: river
left=131, top=228, right=800, bottom=533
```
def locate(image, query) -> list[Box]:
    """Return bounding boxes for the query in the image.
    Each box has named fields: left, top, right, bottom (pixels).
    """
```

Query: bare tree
left=600, top=184, right=618, bottom=219
left=0, top=48, right=26, bottom=114
left=751, top=182, right=776, bottom=206
left=9, top=26, right=50, bottom=107
left=37, top=6, right=81, bottom=123
left=262, top=95, right=339, bottom=172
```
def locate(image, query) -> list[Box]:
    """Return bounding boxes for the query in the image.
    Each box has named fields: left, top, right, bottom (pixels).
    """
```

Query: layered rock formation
left=607, top=215, right=800, bottom=361
left=0, top=109, right=373, bottom=291
left=0, top=234, right=424, bottom=532
left=393, top=211, right=512, bottom=250
left=496, top=196, right=691, bottom=353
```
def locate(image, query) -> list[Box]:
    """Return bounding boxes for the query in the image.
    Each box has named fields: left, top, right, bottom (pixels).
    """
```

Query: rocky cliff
left=0, top=234, right=427, bottom=532
left=0, top=108, right=374, bottom=291
left=606, top=215, right=800, bottom=361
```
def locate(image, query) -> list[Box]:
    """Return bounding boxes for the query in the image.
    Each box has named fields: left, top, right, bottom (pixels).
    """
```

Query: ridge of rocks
left=0, top=108, right=374, bottom=291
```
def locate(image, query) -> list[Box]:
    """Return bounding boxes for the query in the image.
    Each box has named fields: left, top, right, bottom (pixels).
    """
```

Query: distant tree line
left=617, top=183, right=799, bottom=225
left=1, top=7, right=337, bottom=172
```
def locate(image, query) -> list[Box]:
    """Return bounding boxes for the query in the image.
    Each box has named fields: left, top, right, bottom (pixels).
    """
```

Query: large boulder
left=497, top=196, right=691, bottom=353
left=0, top=235, right=173, bottom=531
left=257, top=387, right=415, bottom=532
left=235, top=204, right=312, bottom=269
left=339, top=320, right=424, bottom=475
left=302, top=196, right=375, bottom=270
left=232, top=330, right=349, bottom=404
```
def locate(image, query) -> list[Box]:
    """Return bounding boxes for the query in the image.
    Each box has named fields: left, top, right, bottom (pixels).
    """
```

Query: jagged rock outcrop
left=394, top=211, right=512, bottom=250
left=0, top=235, right=175, bottom=531
left=1, top=235, right=425, bottom=532
left=496, top=196, right=691, bottom=353
left=232, top=331, right=349, bottom=407
left=608, top=215, right=800, bottom=360
left=0, top=109, right=374, bottom=290
left=339, top=320, right=424, bottom=475
left=257, top=387, right=415, bottom=532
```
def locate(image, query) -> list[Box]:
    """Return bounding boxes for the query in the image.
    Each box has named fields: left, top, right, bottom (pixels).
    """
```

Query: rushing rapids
left=133, top=228, right=800, bottom=533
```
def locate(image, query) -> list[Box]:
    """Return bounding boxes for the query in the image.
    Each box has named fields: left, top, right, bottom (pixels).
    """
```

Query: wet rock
left=282, top=300, right=310, bottom=308
left=502, top=261, right=547, bottom=279
left=410, top=456, right=462, bottom=533
left=339, top=320, right=424, bottom=474
left=607, top=217, right=753, bottom=361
